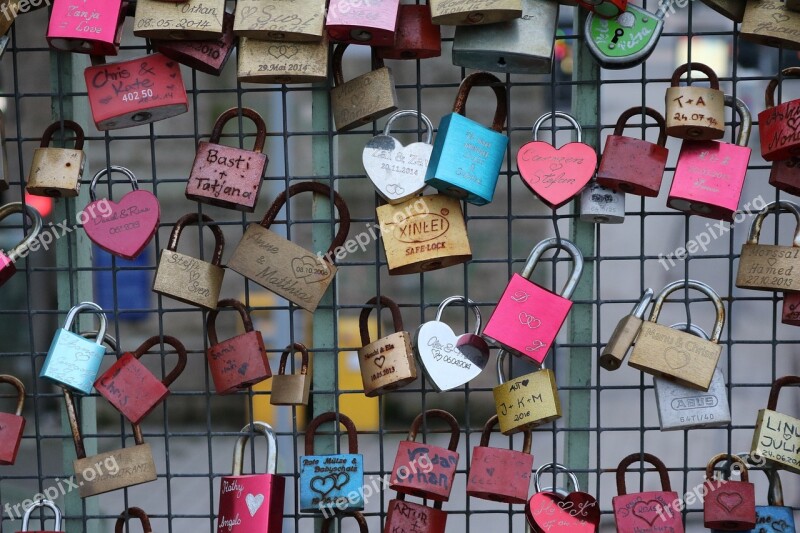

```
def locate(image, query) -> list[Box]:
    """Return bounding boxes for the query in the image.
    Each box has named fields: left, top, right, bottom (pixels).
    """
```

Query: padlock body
left=47, top=0, right=124, bottom=55
left=154, top=12, right=237, bottom=75
left=84, top=53, right=189, bottom=130
left=385, top=498, right=448, bottom=533
left=759, top=102, right=800, bottom=161
left=217, top=474, right=286, bottom=532
left=492, top=369, right=561, bottom=434
left=597, top=135, right=668, bottom=196
left=133, top=0, right=225, bottom=39
left=152, top=249, right=224, bottom=310
left=299, top=453, right=364, bottom=513
left=237, top=36, right=329, bottom=84
left=628, top=322, right=721, bottom=391
left=783, top=291, right=800, bottom=326
left=736, top=243, right=800, bottom=292
left=751, top=408, right=800, bottom=473
left=741, top=0, right=800, bottom=50
left=270, top=374, right=310, bottom=405
left=430, top=0, right=521, bottom=25
left=600, top=314, right=643, bottom=371
left=325, top=0, right=399, bottom=46
left=665, top=86, right=725, bottom=140
left=654, top=368, right=731, bottom=431
left=83, top=191, right=160, bottom=261
left=0, top=412, right=24, bottom=465
left=483, top=274, right=573, bottom=364
left=233, top=0, right=325, bottom=40
left=612, top=491, right=684, bottom=533
left=743, top=505, right=797, bottom=533
left=704, top=479, right=756, bottom=530
left=376, top=5, right=441, bottom=60
left=75, top=444, right=157, bottom=497
left=585, top=4, right=663, bottom=69
left=700, top=0, right=745, bottom=22
left=390, top=441, right=458, bottom=501
left=579, top=182, right=626, bottom=224
left=769, top=157, right=800, bottom=197
left=425, top=113, right=508, bottom=205
left=208, top=330, right=271, bottom=394
left=40, top=329, right=107, bottom=394
left=94, top=353, right=170, bottom=425
left=376, top=194, right=472, bottom=275
left=0, top=252, right=17, bottom=287
left=26, top=147, right=85, bottom=198
left=331, top=66, right=398, bottom=132
left=668, top=140, right=751, bottom=221
left=186, top=141, right=268, bottom=212
left=451, top=0, right=558, bottom=75
left=357, top=331, right=417, bottom=396
left=466, top=446, right=532, bottom=504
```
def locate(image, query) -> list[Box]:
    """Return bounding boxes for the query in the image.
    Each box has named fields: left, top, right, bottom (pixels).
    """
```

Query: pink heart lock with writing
left=526, top=463, right=600, bottom=533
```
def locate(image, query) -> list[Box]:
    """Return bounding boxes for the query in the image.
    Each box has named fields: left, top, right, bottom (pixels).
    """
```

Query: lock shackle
left=648, top=280, right=725, bottom=343
left=613, top=107, right=667, bottom=147
left=63, top=302, right=108, bottom=346
left=114, top=507, right=152, bottom=533
left=532, top=112, right=583, bottom=144
left=766, top=375, right=800, bottom=411
left=395, top=491, right=444, bottom=509
left=359, top=296, right=404, bottom=346
left=496, top=349, right=548, bottom=385
left=616, top=453, right=672, bottom=495
left=167, top=213, right=225, bottom=266
left=259, top=182, right=351, bottom=261
left=383, top=110, right=433, bottom=145
left=706, top=453, right=749, bottom=482
left=232, top=421, right=278, bottom=476
left=533, top=463, right=580, bottom=494
left=209, top=107, right=268, bottom=153
left=630, top=288, right=655, bottom=319
left=21, top=499, right=62, bottom=531
left=670, top=62, right=720, bottom=90
left=128, top=335, right=188, bottom=388
left=0, top=375, right=25, bottom=416
left=767, top=467, right=785, bottom=507
left=278, top=343, right=309, bottom=376
left=479, top=414, right=531, bottom=453
left=39, top=119, right=85, bottom=149
left=207, top=298, right=255, bottom=345
left=407, top=408, right=460, bottom=451
left=321, top=511, right=368, bottom=533
left=434, top=295, right=482, bottom=334
left=453, top=72, right=507, bottom=133
left=89, top=166, right=139, bottom=202
left=332, top=44, right=385, bottom=87
left=670, top=322, right=709, bottom=340
left=521, top=238, right=584, bottom=299
left=0, top=202, right=43, bottom=262
left=746, top=200, right=800, bottom=247
left=305, top=411, right=358, bottom=455
left=724, top=94, right=752, bottom=147
left=765, top=67, right=800, bottom=108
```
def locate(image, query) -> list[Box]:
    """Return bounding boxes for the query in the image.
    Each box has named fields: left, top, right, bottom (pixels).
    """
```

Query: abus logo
left=392, top=213, right=449, bottom=243
left=671, top=395, right=718, bottom=410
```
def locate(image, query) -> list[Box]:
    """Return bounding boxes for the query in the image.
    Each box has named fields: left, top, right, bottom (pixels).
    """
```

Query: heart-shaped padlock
left=362, top=110, right=433, bottom=204
left=517, top=112, right=597, bottom=209
left=83, top=166, right=160, bottom=260
left=414, top=296, right=490, bottom=392
left=585, top=3, right=664, bottom=70
left=526, top=463, right=600, bottom=533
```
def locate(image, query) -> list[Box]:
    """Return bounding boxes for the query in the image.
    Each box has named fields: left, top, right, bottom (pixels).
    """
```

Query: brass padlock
left=752, top=375, right=800, bottom=473
left=665, top=62, right=725, bottom=140
left=742, top=0, right=800, bottom=50
left=493, top=350, right=561, bottom=434
left=133, top=0, right=225, bottom=40
left=237, top=36, right=329, bottom=84
left=0, top=111, right=8, bottom=191
left=430, top=0, right=522, bottom=25
left=700, top=0, right=745, bottom=22
left=330, top=44, right=398, bottom=132
left=736, top=200, right=800, bottom=292
left=599, top=288, right=653, bottom=371
left=270, top=343, right=311, bottom=405
left=26, top=120, right=86, bottom=198
left=233, top=0, right=324, bottom=41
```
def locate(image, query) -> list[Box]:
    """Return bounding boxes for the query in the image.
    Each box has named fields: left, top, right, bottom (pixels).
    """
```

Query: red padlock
left=577, top=0, right=627, bottom=18
left=115, top=508, right=152, bottom=533
left=597, top=106, right=669, bottom=197
left=783, top=292, right=800, bottom=326
left=326, top=0, right=400, bottom=46
left=323, top=511, right=369, bottom=533
left=206, top=298, right=271, bottom=394
left=759, top=67, right=800, bottom=161
left=0, top=375, right=25, bottom=465
left=612, top=453, right=684, bottom=533
left=47, top=0, right=125, bottom=55
left=94, top=336, right=187, bottom=425
left=384, top=494, right=447, bottom=533
left=769, top=155, right=800, bottom=196
left=389, top=410, right=459, bottom=502
left=17, top=499, right=62, bottom=533
left=466, top=415, right=533, bottom=504
left=703, top=454, right=756, bottom=530
left=375, top=4, right=441, bottom=60
left=154, top=11, right=237, bottom=76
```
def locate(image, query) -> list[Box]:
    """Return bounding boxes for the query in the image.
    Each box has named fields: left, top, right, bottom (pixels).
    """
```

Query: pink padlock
left=47, top=0, right=126, bottom=55
left=668, top=95, right=752, bottom=222
left=483, top=238, right=583, bottom=365
left=783, top=292, right=800, bottom=326
left=326, top=0, right=400, bottom=46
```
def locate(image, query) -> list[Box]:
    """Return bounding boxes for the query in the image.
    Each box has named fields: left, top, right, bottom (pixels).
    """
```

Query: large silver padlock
left=579, top=181, right=625, bottom=224
left=653, top=322, right=731, bottom=431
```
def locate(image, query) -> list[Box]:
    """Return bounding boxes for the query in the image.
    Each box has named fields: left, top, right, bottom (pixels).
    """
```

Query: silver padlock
left=451, top=0, right=559, bottom=75
left=579, top=181, right=625, bottom=224
left=653, top=322, right=731, bottom=431
left=21, top=499, right=62, bottom=531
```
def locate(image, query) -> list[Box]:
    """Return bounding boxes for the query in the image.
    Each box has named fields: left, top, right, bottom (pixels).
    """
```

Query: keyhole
left=497, top=56, right=507, bottom=67
left=608, top=28, right=624, bottom=49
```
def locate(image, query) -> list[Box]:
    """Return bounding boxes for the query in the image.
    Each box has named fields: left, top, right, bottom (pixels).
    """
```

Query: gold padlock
left=430, top=0, right=522, bottom=25
left=665, top=62, right=726, bottom=140
left=736, top=200, right=800, bottom=292
left=600, top=289, right=653, bottom=371
left=134, top=0, right=225, bottom=40
left=233, top=0, right=325, bottom=41
left=270, top=343, right=311, bottom=406
left=742, top=0, right=800, bottom=50
left=493, top=350, right=561, bottom=435
left=26, top=120, right=86, bottom=198
left=628, top=280, right=725, bottom=391
left=237, top=36, right=329, bottom=84
left=751, top=375, right=800, bottom=473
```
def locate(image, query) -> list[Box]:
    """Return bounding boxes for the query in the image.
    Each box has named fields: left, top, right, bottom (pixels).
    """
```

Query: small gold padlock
left=26, top=120, right=86, bottom=198
left=237, top=36, right=329, bottom=84
left=134, top=0, right=225, bottom=40
left=270, top=343, right=311, bottom=406
left=665, top=62, right=725, bottom=140
left=493, top=350, right=561, bottom=434
left=233, top=0, right=325, bottom=41
left=736, top=200, right=800, bottom=292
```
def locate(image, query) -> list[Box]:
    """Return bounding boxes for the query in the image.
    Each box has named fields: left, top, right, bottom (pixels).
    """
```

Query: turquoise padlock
left=299, top=412, right=364, bottom=514
left=39, top=302, right=108, bottom=394
left=425, top=72, right=508, bottom=206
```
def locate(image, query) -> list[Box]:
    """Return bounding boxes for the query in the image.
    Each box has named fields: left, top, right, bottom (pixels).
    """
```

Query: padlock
left=585, top=3, right=663, bottom=70
left=597, top=107, right=669, bottom=197
left=323, top=511, right=370, bottom=533
left=0, top=110, right=9, bottom=191
left=466, top=415, right=533, bottom=504
left=389, top=409, right=459, bottom=501
left=84, top=53, right=188, bottom=130
left=665, top=62, right=726, bottom=140
left=737, top=201, right=800, bottom=292
left=483, top=238, right=583, bottom=365
left=0, top=375, right=25, bottom=465
left=493, top=350, right=561, bottom=434
left=579, top=181, right=626, bottom=224
left=270, top=343, right=311, bottom=405
left=362, top=110, right=433, bottom=204
left=741, top=0, right=800, bottom=50
left=83, top=166, right=160, bottom=260
left=759, top=68, right=800, bottom=162
left=39, top=302, right=108, bottom=394
left=527, top=463, right=600, bottom=532
left=17, top=499, right=62, bottom=532
left=206, top=299, right=271, bottom=394
left=185, top=107, right=269, bottom=212
left=700, top=0, right=745, bottom=22
left=451, top=0, right=558, bottom=75
left=517, top=112, right=596, bottom=208
left=430, top=0, right=520, bottom=25
left=600, top=289, right=654, bottom=371
left=325, top=0, right=399, bottom=46
left=375, top=4, right=441, bottom=60
left=152, top=213, right=225, bottom=310
left=330, top=44, right=398, bottom=132
left=612, top=453, right=684, bottom=533
left=384, top=493, right=447, bottom=533
left=751, top=375, right=800, bottom=473
left=357, top=296, right=417, bottom=397
left=217, top=422, right=285, bottom=532
left=237, top=35, right=330, bottom=84
left=769, top=156, right=800, bottom=197
left=414, top=296, right=490, bottom=392
left=47, top=0, right=124, bottom=55
left=115, top=508, right=151, bottom=533
left=783, top=291, right=800, bottom=326
left=233, top=0, right=324, bottom=40
left=154, top=11, right=237, bottom=76
left=228, top=182, right=349, bottom=312
left=133, top=0, right=224, bottom=39
left=576, top=0, right=626, bottom=18
left=425, top=72, right=508, bottom=205
left=26, top=120, right=86, bottom=198
left=739, top=467, right=797, bottom=533
left=0, top=203, right=43, bottom=288
left=669, top=95, right=752, bottom=222
left=94, top=335, right=187, bottom=424
left=376, top=194, right=472, bottom=275
left=653, top=322, right=731, bottom=432
left=299, top=412, right=364, bottom=513
left=704, top=454, right=756, bottom=530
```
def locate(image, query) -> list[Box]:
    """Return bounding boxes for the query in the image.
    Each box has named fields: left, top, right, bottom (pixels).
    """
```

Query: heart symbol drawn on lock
left=245, top=493, right=264, bottom=517
left=664, top=347, right=690, bottom=370
left=310, top=475, right=337, bottom=496
left=486, top=467, right=495, bottom=476
left=517, top=141, right=596, bottom=209
left=83, top=191, right=160, bottom=260
left=632, top=499, right=668, bottom=526
left=773, top=521, right=790, bottom=533
left=374, top=355, right=386, bottom=368
left=773, top=12, right=790, bottom=23
left=767, top=257, right=778, bottom=267
left=241, top=5, right=258, bottom=18
left=716, top=491, right=743, bottom=513
left=414, top=320, right=489, bottom=392
left=238, top=363, right=249, bottom=376
left=333, top=472, right=350, bottom=490
left=521, top=379, right=530, bottom=387
left=291, top=256, right=332, bottom=284
left=99, top=96, right=113, bottom=105
left=787, top=116, right=800, bottom=132
left=362, top=135, right=430, bottom=203
left=526, top=491, right=600, bottom=532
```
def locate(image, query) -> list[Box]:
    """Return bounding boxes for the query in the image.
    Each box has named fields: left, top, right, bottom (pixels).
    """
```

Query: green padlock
left=585, top=3, right=664, bottom=69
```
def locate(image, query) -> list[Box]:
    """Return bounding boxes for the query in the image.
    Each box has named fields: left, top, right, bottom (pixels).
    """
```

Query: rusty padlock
left=384, top=493, right=447, bottom=533
left=115, top=508, right=152, bottom=533
left=154, top=11, right=237, bottom=75
left=700, top=0, right=745, bottom=22
left=751, top=375, right=800, bottom=473
left=375, top=4, right=441, bottom=60
left=185, top=107, right=268, bottom=212
left=600, top=289, right=654, bottom=371
left=770, top=156, right=800, bottom=198
left=17, top=499, right=62, bottom=533
left=323, top=512, right=369, bottom=533
left=26, top=120, right=86, bottom=198
left=326, top=0, right=399, bottom=46
left=47, top=0, right=125, bottom=55
left=759, top=68, right=800, bottom=162
left=0, top=375, right=25, bottom=465
left=665, top=62, right=725, bottom=140
left=133, top=0, right=224, bottom=39
left=430, top=0, right=521, bottom=25
left=237, top=35, right=329, bottom=84
left=741, top=0, right=800, bottom=50
left=493, top=350, right=561, bottom=434
left=0, top=203, right=43, bottom=288
left=233, top=0, right=324, bottom=40
left=612, top=453, right=684, bottom=533
left=270, top=343, right=311, bottom=405
left=704, top=454, right=756, bottom=530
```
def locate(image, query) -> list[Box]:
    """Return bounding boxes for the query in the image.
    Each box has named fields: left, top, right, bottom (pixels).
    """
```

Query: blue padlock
left=39, top=302, right=108, bottom=394
left=425, top=72, right=508, bottom=206
left=299, top=412, right=364, bottom=514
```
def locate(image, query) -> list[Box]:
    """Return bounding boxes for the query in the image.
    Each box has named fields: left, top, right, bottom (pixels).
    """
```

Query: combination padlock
left=759, top=68, right=800, bottom=162
left=114, top=508, right=152, bottom=533
left=599, top=289, right=653, bottom=371
left=527, top=463, right=600, bottom=532
left=704, top=454, right=756, bottom=530
left=493, top=350, right=561, bottom=434
left=0, top=374, right=25, bottom=465
left=270, top=343, right=311, bottom=406
left=47, top=0, right=125, bottom=55
left=741, top=0, right=800, bottom=50
left=325, top=0, right=399, bottom=46
left=736, top=200, right=800, bottom=292
left=17, top=499, right=62, bottom=532
left=579, top=181, right=626, bottom=224
left=26, top=120, right=86, bottom=198
left=0, top=203, right=43, bottom=288
left=751, top=375, right=800, bottom=473
left=585, top=2, right=663, bottom=70
left=612, top=453, right=684, bottom=533
left=430, top=0, right=521, bottom=25
left=233, top=0, right=324, bottom=41
left=375, top=4, right=441, bottom=60
left=133, top=0, right=224, bottom=39
left=665, top=62, right=725, bottom=140
left=154, top=11, right=237, bottom=76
